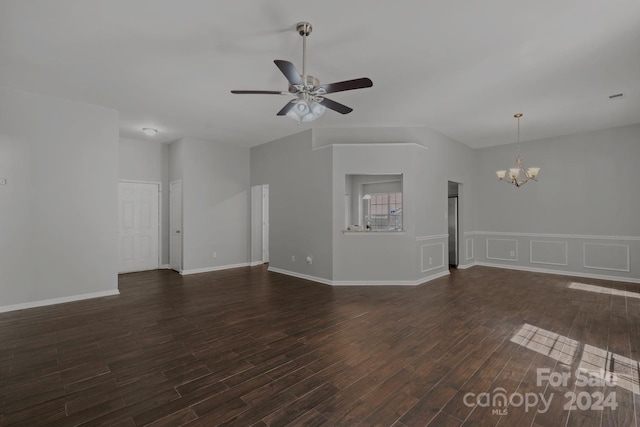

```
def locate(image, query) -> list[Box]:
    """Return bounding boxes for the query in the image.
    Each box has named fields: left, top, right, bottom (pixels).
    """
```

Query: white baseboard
left=415, top=270, right=451, bottom=285
left=0, top=289, right=120, bottom=313
left=474, top=262, right=640, bottom=284
left=250, top=261, right=265, bottom=267
left=457, top=262, right=478, bottom=270
left=181, top=262, right=250, bottom=275
left=268, top=267, right=450, bottom=287
left=267, top=267, right=333, bottom=286
left=160, top=264, right=171, bottom=269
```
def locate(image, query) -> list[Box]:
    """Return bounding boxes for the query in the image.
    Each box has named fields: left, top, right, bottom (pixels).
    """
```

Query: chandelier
left=496, top=114, right=540, bottom=187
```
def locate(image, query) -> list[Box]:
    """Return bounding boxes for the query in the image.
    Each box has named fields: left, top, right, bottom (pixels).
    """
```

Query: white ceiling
left=1, top=0, right=639, bottom=148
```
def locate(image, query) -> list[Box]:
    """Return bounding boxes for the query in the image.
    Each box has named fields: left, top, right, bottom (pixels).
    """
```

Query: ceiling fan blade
left=231, top=90, right=289, bottom=95
left=319, top=78, right=373, bottom=94
left=319, top=98, right=353, bottom=114
left=276, top=101, right=296, bottom=116
left=274, top=60, right=303, bottom=86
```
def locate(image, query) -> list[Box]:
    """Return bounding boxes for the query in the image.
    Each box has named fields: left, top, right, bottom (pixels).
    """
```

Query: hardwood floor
left=0, top=265, right=638, bottom=426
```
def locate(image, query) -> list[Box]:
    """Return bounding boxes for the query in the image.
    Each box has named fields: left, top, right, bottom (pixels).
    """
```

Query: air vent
left=609, top=93, right=624, bottom=100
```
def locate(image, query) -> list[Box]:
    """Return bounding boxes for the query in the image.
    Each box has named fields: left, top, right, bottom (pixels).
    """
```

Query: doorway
left=448, top=181, right=460, bottom=268
left=251, top=184, right=270, bottom=265
left=262, top=185, right=269, bottom=263
left=169, top=180, right=182, bottom=272
left=118, top=181, right=160, bottom=273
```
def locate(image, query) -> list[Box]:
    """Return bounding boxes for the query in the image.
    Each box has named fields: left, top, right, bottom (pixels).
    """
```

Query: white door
left=262, top=185, right=269, bottom=263
left=118, top=182, right=159, bottom=273
left=169, top=180, right=182, bottom=272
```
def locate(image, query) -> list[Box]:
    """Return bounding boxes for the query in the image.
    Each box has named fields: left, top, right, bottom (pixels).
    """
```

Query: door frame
left=447, top=180, right=462, bottom=268
left=448, top=196, right=459, bottom=267
left=118, top=179, right=162, bottom=271
left=250, top=184, right=269, bottom=266
left=262, top=185, right=269, bottom=263
left=169, top=180, right=183, bottom=273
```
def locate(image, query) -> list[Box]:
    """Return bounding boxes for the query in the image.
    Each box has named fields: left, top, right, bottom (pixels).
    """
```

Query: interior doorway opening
left=251, top=184, right=269, bottom=266
left=169, top=180, right=182, bottom=273
left=448, top=181, right=460, bottom=268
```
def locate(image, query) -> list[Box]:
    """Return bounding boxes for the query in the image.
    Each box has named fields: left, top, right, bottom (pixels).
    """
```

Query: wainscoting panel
left=583, top=243, right=630, bottom=272
left=421, top=243, right=445, bottom=273
left=486, top=239, right=518, bottom=262
left=466, top=238, right=474, bottom=261
left=530, top=240, right=568, bottom=266
left=472, top=232, right=639, bottom=282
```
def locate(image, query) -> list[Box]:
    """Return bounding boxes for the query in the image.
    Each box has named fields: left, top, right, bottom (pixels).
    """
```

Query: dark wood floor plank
left=261, top=382, right=339, bottom=427
left=399, top=383, right=458, bottom=425
left=0, top=266, right=637, bottom=426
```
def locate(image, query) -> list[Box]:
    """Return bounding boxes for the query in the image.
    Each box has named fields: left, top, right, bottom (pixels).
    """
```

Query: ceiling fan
left=231, top=22, right=373, bottom=123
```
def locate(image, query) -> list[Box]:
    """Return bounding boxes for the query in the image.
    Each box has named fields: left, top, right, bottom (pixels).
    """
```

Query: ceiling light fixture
left=496, top=114, right=540, bottom=187
left=286, top=96, right=326, bottom=124
left=142, top=128, right=158, bottom=136
left=230, top=22, right=372, bottom=123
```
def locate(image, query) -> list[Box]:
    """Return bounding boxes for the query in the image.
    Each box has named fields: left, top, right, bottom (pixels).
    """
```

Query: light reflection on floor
left=568, top=281, right=640, bottom=300
left=510, top=323, right=578, bottom=365
left=510, top=323, right=639, bottom=395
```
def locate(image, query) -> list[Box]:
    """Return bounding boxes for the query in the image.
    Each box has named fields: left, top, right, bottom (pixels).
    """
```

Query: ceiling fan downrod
left=296, top=22, right=312, bottom=88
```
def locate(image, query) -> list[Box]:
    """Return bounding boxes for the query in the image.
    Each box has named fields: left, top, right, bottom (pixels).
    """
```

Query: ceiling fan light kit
left=231, top=22, right=373, bottom=124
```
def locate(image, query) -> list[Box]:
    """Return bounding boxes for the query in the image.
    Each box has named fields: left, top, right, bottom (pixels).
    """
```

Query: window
left=344, top=174, right=403, bottom=232
left=369, top=192, right=403, bottom=231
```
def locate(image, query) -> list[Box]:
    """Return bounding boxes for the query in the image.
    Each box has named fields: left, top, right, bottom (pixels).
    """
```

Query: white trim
left=530, top=240, right=569, bottom=266
left=473, top=262, right=640, bottom=284
left=583, top=243, right=630, bottom=272
left=181, top=262, right=250, bottom=275
left=342, top=231, right=405, bottom=235
left=160, top=264, right=171, bottom=269
left=472, top=231, right=640, bottom=241
left=250, top=260, right=265, bottom=267
left=330, top=280, right=415, bottom=286
left=486, top=238, right=518, bottom=262
left=332, top=270, right=450, bottom=286
left=267, top=267, right=449, bottom=287
left=313, top=142, right=429, bottom=151
left=457, top=262, right=478, bottom=270
left=421, top=243, right=445, bottom=273
left=415, top=234, right=448, bottom=241
left=465, top=238, right=474, bottom=260
left=267, top=267, right=333, bottom=286
left=0, top=290, right=120, bottom=313
left=415, top=270, right=451, bottom=285
left=169, top=180, right=183, bottom=272
left=118, top=179, right=162, bottom=186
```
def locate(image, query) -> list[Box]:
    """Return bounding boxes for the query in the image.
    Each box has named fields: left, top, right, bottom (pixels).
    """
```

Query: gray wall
left=333, top=145, right=418, bottom=282
left=474, top=123, right=640, bottom=281
left=250, top=130, right=334, bottom=281
left=169, top=139, right=183, bottom=183
left=417, top=127, right=478, bottom=269
left=331, top=127, right=477, bottom=283
left=118, top=137, right=170, bottom=265
left=0, top=88, right=119, bottom=308
left=180, top=137, right=250, bottom=271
